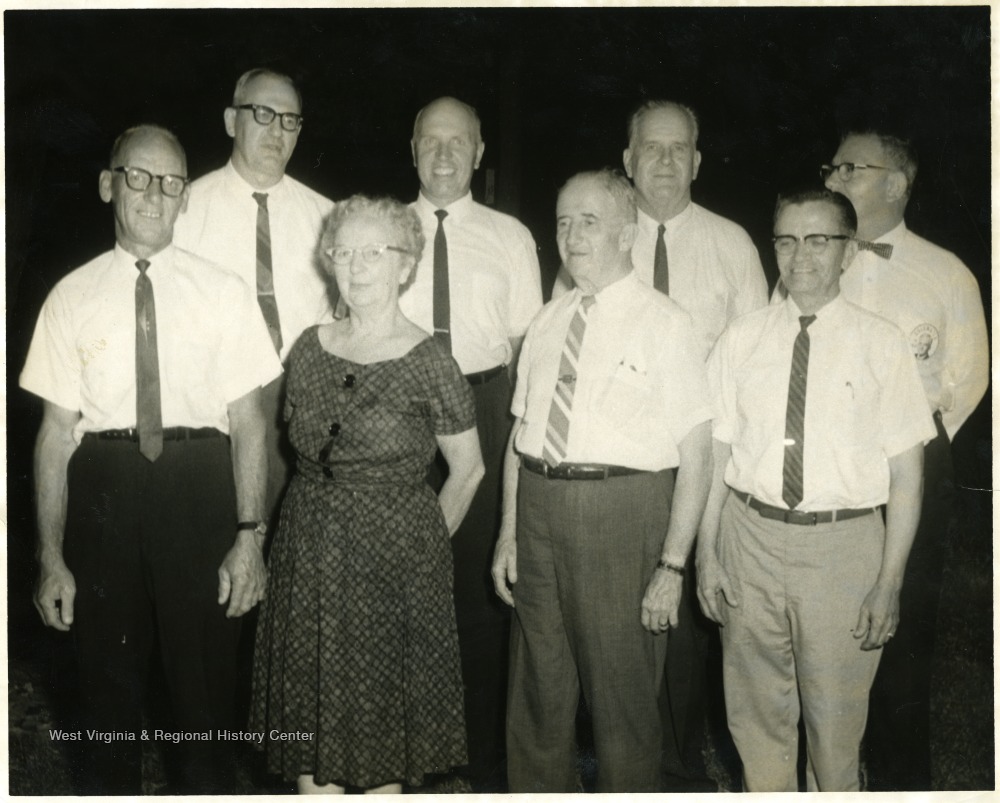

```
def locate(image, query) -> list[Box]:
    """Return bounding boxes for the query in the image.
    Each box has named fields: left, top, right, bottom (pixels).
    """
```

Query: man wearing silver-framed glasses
left=823, top=130, right=988, bottom=791
left=175, top=67, right=334, bottom=533
left=20, top=124, right=281, bottom=794
left=697, top=188, right=933, bottom=791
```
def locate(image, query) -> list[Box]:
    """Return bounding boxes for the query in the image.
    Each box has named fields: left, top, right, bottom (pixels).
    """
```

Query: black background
left=6, top=5, right=991, bottom=665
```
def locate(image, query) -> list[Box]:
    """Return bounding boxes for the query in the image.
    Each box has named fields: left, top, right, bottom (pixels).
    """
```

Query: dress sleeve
left=426, top=343, right=477, bottom=435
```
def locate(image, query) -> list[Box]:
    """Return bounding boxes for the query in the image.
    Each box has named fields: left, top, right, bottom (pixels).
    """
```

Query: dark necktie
left=433, top=209, right=452, bottom=353
left=542, top=295, right=596, bottom=467
left=781, top=314, right=817, bottom=510
left=856, top=239, right=893, bottom=259
left=653, top=223, right=669, bottom=295
left=252, top=192, right=283, bottom=354
left=135, top=259, right=163, bottom=462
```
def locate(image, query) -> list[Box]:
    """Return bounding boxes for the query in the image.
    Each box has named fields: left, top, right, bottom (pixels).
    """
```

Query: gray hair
left=232, top=68, right=302, bottom=110
left=109, top=124, right=187, bottom=174
left=560, top=168, right=637, bottom=225
left=842, top=129, right=918, bottom=197
left=627, top=100, right=700, bottom=148
left=318, top=195, right=426, bottom=279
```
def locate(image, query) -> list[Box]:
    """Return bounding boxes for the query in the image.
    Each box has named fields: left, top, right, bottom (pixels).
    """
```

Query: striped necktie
left=433, top=209, right=452, bottom=353
left=541, top=295, right=596, bottom=467
left=653, top=222, right=669, bottom=295
left=135, top=259, right=163, bottom=462
left=252, top=192, right=283, bottom=355
left=781, top=314, right=817, bottom=509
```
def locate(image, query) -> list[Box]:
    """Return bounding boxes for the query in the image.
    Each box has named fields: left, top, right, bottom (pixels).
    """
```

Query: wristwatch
left=237, top=520, right=268, bottom=538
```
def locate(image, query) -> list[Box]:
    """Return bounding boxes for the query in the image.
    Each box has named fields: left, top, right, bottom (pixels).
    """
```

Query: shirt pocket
left=594, top=359, right=654, bottom=431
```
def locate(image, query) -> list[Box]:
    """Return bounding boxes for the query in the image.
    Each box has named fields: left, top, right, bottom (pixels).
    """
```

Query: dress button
left=329, top=422, right=341, bottom=436
left=343, top=374, right=356, bottom=388
left=322, top=467, right=333, bottom=479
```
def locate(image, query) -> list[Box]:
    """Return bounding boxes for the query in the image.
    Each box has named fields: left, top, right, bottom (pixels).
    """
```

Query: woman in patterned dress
left=251, top=195, right=484, bottom=794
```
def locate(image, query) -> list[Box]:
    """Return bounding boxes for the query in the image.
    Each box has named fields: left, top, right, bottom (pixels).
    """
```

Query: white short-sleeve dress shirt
left=173, top=160, right=335, bottom=362
left=400, top=192, right=543, bottom=374
left=513, top=271, right=713, bottom=472
left=708, top=294, right=936, bottom=511
left=20, top=244, right=283, bottom=442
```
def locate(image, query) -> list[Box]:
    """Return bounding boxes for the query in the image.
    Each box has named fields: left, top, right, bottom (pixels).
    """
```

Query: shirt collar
left=572, top=269, right=639, bottom=310
left=416, top=190, right=474, bottom=222
left=223, top=159, right=289, bottom=202
left=114, top=242, right=176, bottom=275
left=877, top=220, right=907, bottom=249
left=636, top=201, right=694, bottom=235
left=782, top=291, right=846, bottom=328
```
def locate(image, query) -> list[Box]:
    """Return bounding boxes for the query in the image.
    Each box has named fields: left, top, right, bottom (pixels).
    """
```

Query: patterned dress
left=251, top=328, right=475, bottom=788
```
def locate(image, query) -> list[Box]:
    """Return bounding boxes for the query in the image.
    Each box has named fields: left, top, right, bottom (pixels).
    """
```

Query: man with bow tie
left=21, top=125, right=281, bottom=794
left=823, top=129, right=989, bottom=791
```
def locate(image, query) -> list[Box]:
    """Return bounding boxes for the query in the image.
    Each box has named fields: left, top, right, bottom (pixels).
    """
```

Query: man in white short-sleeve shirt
left=20, top=125, right=281, bottom=794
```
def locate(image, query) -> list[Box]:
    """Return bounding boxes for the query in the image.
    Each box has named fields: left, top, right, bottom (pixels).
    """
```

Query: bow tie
left=856, top=239, right=893, bottom=259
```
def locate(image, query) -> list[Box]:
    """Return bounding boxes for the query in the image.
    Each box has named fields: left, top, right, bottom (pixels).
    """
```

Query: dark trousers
left=429, top=371, right=513, bottom=787
left=63, top=436, right=243, bottom=794
left=507, top=468, right=674, bottom=793
left=864, top=412, right=954, bottom=790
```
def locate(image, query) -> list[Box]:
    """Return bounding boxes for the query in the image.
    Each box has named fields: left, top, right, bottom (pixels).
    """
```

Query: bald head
left=411, top=96, right=485, bottom=207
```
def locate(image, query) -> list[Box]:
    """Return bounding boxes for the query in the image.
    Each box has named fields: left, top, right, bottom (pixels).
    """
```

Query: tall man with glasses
left=492, top=168, right=712, bottom=792
left=822, top=130, right=989, bottom=791
left=400, top=96, right=542, bottom=792
left=697, top=188, right=933, bottom=792
left=552, top=99, right=768, bottom=789
left=175, top=68, right=334, bottom=532
left=21, top=125, right=281, bottom=794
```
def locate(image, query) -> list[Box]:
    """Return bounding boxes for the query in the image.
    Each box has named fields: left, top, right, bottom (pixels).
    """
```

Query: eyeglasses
left=325, top=244, right=410, bottom=265
left=772, top=234, right=850, bottom=255
left=112, top=166, right=189, bottom=198
left=819, top=163, right=889, bottom=182
left=234, top=103, right=303, bottom=132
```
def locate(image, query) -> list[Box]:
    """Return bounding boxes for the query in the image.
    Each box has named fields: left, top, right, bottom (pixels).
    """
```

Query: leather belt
left=733, top=490, right=875, bottom=526
left=465, top=364, right=505, bottom=386
left=84, top=427, right=225, bottom=443
left=521, top=455, right=647, bottom=481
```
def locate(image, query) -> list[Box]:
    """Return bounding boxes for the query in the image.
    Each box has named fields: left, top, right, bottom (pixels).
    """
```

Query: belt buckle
left=786, top=509, right=818, bottom=526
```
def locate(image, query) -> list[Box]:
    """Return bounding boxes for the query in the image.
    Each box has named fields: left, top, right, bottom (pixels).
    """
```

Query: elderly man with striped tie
left=20, top=125, right=280, bottom=794
left=696, top=188, right=934, bottom=792
left=491, top=168, right=712, bottom=792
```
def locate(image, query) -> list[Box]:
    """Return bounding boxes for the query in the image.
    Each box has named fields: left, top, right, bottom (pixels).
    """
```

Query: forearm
left=695, top=438, right=732, bottom=567
left=497, top=420, right=522, bottom=544
left=436, top=428, right=485, bottom=536
left=34, top=412, right=79, bottom=568
left=878, top=444, right=925, bottom=590
left=506, top=335, right=524, bottom=384
left=659, top=421, right=712, bottom=565
left=438, top=471, right=482, bottom=535
left=228, top=390, right=267, bottom=527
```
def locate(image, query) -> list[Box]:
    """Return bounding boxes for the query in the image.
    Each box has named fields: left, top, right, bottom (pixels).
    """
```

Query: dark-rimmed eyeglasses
left=112, top=166, right=189, bottom=198
left=772, top=234, right=850, bottom=255
left=234, top=103, right=303, bottom=132
left=325, top=244, right=410, bottom=265
left=819, top=163, right=889, bottom=182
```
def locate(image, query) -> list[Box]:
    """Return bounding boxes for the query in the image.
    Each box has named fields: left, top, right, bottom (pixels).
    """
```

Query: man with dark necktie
left=174, top=68, right=334, bottom=531
left=400, top=95, right=543, bottom=791
left=821, top=130, right=989, bottom=791
left=21, top=125, right=281, bottom=794
left=491, top=168, right=712, bottom=792
left=552, top=99, right=768, bottom=789
left=696, top=188, right=933, bottom=792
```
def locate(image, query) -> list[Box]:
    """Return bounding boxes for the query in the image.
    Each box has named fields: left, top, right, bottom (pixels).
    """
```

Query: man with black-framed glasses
left=175, top=67, right=334, bottom=534
left=697, top=188, right=932, bottom=791
left=20, top=124, right=281, bottom=794
left=823, top=129, right=988, bottom=792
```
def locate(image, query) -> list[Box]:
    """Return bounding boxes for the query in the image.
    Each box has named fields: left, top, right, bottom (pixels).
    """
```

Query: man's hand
left=854, top=580, right=901, bottom=651
left=696, top=552, right=740, bottom=625
left=641, top=568, right=683, bottom=634
left=491, top=534, right=518, bottom=607
left=34, top=560, right=77, bottom=631
left=217, top=531, right=266, bottom=618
